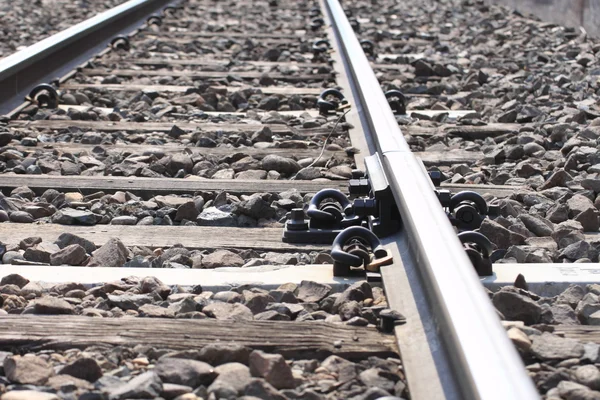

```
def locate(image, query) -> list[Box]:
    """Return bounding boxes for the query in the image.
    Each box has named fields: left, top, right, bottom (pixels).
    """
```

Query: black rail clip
left=435, top=190, right=492, bottom=231
left=348, top=153, right=401, bottom=237
left=27, top=84, right=59, bottom=109
left=385, top=90, right=407, bottom=115
left=282, top=155, right=400, bottom=245
left=331, top=226, right=393, bottom=282
left=317, top=89, right=349, bottom=116
left=282, top=189, right=362, bottom=244
left=429, top=171, right=498, bottom=231
left=310, top=17, right=325, bottom=31
left=459, top=231, right=493, bottom=277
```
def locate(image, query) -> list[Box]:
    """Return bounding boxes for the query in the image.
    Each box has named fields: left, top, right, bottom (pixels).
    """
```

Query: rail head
left=323, top=0, right=539, bottom=398
left=0, top=0, right=157, bottom=81
left=0, top=0, right=176, bottom=116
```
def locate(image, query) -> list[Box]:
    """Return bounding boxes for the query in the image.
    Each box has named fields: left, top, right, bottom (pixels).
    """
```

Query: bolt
left=286, top=208, right=308, bottom=231
left=378, top=309, right=407, bottom=333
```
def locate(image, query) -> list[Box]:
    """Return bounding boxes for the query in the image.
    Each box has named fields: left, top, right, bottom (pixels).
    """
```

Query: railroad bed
left=0, top=0, right=130, bottom=60
left=341, top=0, right=600, bottom=398
left=0, top=1, right=418, bottom=400
left=3, top=0, right=600, bottom=399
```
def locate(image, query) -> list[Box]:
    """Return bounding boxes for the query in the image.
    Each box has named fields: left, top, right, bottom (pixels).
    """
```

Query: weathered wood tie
left=61, top=83, right=323, bottom=95
left=103, top=57, right=326, bottom=69
left=0, top=316, right=398, bottom=359
left=9, top=120, right=343, bottom=136
left=0, top=175, right=346, bottom=197
left=0, top=174, right=519, bottom=199
left=0, top=225, right=327, bottom=252
left=80, top=68, right=333, bottom=82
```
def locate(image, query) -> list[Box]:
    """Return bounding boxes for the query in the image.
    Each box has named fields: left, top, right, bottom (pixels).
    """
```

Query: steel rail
left=0, top=0, right=176, bottom=116
left=323, top=0, right=539, bottom=399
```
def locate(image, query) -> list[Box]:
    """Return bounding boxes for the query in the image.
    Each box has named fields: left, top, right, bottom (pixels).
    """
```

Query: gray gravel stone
left=153, top=357, right=217, bottom=387
left=4, top=354, right=54, bottom=385
left=88, top=238, right=128, bottom=268
left=107, top=371, right=162, bottom=400
left=492, top=289, right=541, bottom=325
left=531, top=332, right=585, bottom=361
left=249, top=350, right=295, bottom=389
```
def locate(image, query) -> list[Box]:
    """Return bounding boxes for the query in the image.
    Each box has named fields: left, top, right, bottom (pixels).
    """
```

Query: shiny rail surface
left=0, top=0, right=175, bottom=115
left=324, top=0, right=540, bottom=398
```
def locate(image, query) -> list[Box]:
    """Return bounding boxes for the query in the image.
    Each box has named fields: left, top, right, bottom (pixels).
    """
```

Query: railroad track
left=1, top=0, right=597, bottom=399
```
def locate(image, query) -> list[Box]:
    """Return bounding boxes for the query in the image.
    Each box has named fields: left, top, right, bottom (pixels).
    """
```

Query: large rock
left=107, top=371, right=162, bottom=400
left=203, top=303, right=253, bottom=321
left=139, top=304, right=176, bottom=318
left=261, top=155, right=300, bottom=175
left=175, top=201, right=200, bottom=222
left=139, top=276, right=171, bottom=299
left=359, top=367, right=397, bottom=392
left=197, top=344, right=252, bottom=366
left=249, top=350, right=295, bottom=389
left=479, top=219, right=526, bottom=249
left=55, top=233, right=96, bottom=254
left=166, top=154, right=193, bottom=175
left=574, top=365, right=600, bottom=390
left=243, top=290, right=272, bottom=314
left=197, top=207, right=236, bottom=226
left=23, top=242, right=59, bottom=263
left=519, top=214, right=554, bottom=237
left=209, top=362, right=252, bottom=395
left=244, top=378, right=288, bottom=400
left=202, top=250, right=245, bottom=269
left=58, top=357, right=102, bottom=382
left=237, top=197, right=276, bottom=219
left=51, top=208, right=97, bottom=225
left=153, top=357, right=217, bottom=387
left=492, top=289, right=541, bottom=325
left=531, top=332, right=585, bottom=361
left=32, top=297, right=74, bottom=315
left=107, top=293, right=154, bottom=311
left=294, top=280, right=331, bottom=303
left=567, top=194, right=597, bottom=218
left=50, top=244, right=87, bottom=266
left=332, top=281, right=373, bottom=314
left=0, top=274, right=29, bottom=288
left=88, top=238, right=128, bottom=268
left=4, top=355, right=54, bottom=385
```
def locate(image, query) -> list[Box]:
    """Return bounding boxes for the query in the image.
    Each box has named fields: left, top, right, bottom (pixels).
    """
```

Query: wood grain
left=148, top=31, right=303, bottom=40
left=8, top=141, right=475, bottom=166
left=56, top=105, right=320, bottom=118
left=81, top=68, right=333, bottom=82
left=60, top=83, right=324, bottom=95
left=403, top=123, right=520, bottom=138
left=0, top=224, right=327, bottom=252
left=9, top=120, right=343, bottom=136
left=141, top=33, right=299, bottom=45
left=105, top=57, right=325, bottom=69
left=440, top=183, right=523, bottom=198
left=0, top=316, right=398, bottom=359
left=553, top=325, right=600, bottom=343
left=0, top=175, right=345, bottom=197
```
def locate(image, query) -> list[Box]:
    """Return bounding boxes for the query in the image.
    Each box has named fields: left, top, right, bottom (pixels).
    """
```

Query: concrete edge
left=484, top=263, right=600, bottom=296
left=0, top=264, right=364, bottom=291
